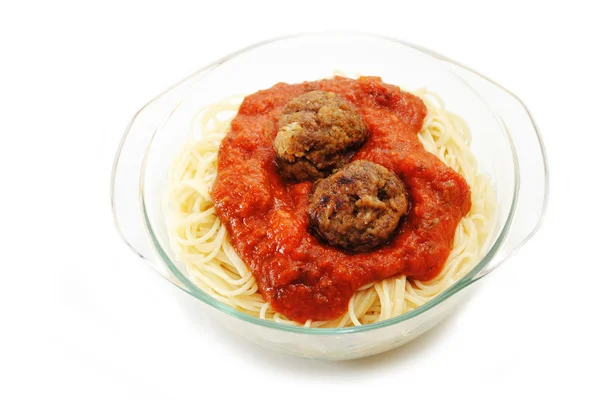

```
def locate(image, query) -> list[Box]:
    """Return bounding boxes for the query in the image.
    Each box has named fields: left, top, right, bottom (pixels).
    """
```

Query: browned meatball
left=308, top=160, right=409, bottom=253
left=273, top=91, right=368, bottom=181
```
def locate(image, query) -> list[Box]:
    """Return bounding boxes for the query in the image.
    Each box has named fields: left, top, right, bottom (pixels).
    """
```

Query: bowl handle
left=439, top=59, right=549, bottom=279
left=111, top=64, right=221, bottom=289
left=111, top=91, right=187, bottom=288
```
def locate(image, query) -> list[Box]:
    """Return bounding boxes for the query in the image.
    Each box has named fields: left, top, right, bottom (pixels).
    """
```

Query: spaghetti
left=164, top=85, right=497, bottom=328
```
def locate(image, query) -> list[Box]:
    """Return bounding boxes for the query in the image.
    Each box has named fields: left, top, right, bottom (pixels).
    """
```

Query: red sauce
left=212, top=77, right=471, bottom=322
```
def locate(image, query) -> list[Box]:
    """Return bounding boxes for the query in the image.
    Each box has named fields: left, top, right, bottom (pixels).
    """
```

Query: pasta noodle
left=164, top=87, right=497, bottom=328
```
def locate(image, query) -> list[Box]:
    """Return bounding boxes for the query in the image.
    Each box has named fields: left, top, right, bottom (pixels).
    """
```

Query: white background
left=1, top=1, right=599, bottom=400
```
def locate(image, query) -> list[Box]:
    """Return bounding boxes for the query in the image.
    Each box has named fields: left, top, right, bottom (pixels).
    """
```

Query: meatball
left=308, top=160, right=409, bottom=253
left=273, top=91, right=369, bottom=181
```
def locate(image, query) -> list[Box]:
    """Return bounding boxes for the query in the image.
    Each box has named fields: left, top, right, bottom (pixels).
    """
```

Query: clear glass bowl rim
left=137, top=31, right=532, bottom=335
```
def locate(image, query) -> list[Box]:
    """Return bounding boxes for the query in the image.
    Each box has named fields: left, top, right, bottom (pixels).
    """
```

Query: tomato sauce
left=212, top=77, right=471, bottom=322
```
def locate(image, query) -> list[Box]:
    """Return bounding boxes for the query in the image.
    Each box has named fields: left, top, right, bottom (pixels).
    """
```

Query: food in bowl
left=164, top=76, right=497, bottom=327
left=112, top=33, right=548, bottom=360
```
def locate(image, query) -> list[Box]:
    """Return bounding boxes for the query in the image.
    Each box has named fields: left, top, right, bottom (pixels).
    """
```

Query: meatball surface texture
left=274, top=91, right=368, bottom=181
left=308, top=160, right=409, bottom=253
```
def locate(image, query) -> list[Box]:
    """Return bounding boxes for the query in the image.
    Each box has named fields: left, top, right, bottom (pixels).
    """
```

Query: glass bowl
left=111, top=32, right=548, bottom=361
